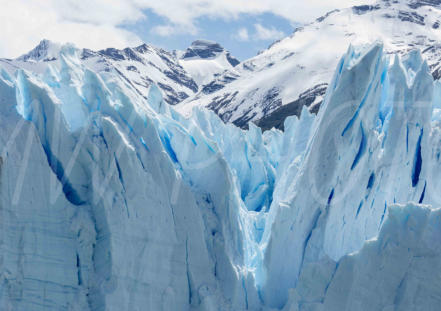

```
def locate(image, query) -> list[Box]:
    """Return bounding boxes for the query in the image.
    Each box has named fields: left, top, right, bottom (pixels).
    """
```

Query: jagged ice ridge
left=0, top=41, right=441, bottom=311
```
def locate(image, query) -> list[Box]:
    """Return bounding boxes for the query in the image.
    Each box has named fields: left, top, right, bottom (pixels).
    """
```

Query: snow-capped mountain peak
left=182, top=39, right=239, bottom=65
left=2, top=40, right=199, bottom=106
left=179, top=39, right=240, bottom=86
left=176, top=0, right=441, bottom=130
left=182, top=40, right=224, bottom=59
left=17, top=39, right=66, bottom=62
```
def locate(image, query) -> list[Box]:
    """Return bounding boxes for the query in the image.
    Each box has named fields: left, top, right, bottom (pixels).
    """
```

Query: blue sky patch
left=124, top=10, right=297, bottom=61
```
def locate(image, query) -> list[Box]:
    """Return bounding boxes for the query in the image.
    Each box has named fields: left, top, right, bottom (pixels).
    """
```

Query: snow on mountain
left=176, top=0, right=441, bottom=129
left=1, top=34, right=441, bottom=310
left=178, top=40, right=240, bottom=87
left=1, top=39, right=199, bottom=105
left=1, top=39, right=242, bottom=108
left=17, top=39, right=63, bottom=62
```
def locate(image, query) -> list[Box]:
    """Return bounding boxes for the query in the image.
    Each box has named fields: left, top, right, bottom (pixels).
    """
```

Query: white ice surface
left=1, top=39, right=441, bottom=311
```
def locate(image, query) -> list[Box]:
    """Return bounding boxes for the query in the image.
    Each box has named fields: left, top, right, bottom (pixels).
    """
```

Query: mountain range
left=3, top=0, right=441, bottom=131
left=177, top=0, right=441, bottom=129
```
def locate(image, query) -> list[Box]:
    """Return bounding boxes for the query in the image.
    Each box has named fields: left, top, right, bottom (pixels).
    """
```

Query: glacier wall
left=0, top=47, right=253, bottom=311
left=0, top=42, right=441, bottom=310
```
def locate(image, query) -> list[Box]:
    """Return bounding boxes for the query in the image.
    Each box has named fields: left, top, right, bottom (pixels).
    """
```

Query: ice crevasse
left=0, top=41, right=441, bottom=311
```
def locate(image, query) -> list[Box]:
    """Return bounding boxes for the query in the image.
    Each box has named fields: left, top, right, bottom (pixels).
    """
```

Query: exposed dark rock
left=233, top=87, right=282, bottom=129
left=407, top=0, right=441, bottom=9
left=81, top=49, right=97, bottom=60
left=256, top=83, right=327, bottom=131
left=122, top=48, right=144, bottom=63
left=99, top=48, right=126, bottom=61
left=431, top=62, right=441, bottom=80
left=18, top=39, right=58, bottom=62
left=226, top=53, right=240, bottom=67
left=126, top=65, right=138, bottom=72
left=398, top=11, right=425, bottom=25
left=158, top=82, right=189, bottom=105
left=133, top=43, right=151, bottom=54
left=352, top=5, right=381, bottom=15
left=163, top=70, right=198, bottom=94
left=316, top=9, right=340, bottom=22
left=182, top=40, right=224, bottom=59
left=200, top=72, right=239, bottom=95
left=208, top=91, right=239, bottom=118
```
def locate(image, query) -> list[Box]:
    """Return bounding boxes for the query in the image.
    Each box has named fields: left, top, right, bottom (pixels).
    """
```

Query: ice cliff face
left=0, top=44, right=251, bottom=311
left=1, top=40, right=441, bottom=311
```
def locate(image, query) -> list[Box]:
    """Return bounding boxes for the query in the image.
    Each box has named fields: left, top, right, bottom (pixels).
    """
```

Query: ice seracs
left=258, top=42, right=440, bottom=309
left=1, top=38, right=441, bottom=310
left=283, top=203, right=441, bottom=311
left=0, top=44, right=251, bottom=310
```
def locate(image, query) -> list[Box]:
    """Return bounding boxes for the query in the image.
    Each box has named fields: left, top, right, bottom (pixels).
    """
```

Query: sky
left=124, top=10, right=295, bottom=60
left=0, top=0, right=375, bottom=61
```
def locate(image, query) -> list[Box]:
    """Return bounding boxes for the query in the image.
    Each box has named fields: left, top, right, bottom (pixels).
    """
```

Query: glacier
left=1, top=40, right=441, bottom=311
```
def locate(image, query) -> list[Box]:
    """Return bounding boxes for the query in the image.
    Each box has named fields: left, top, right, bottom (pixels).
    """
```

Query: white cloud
left=151, top=25, right=180, bottom=36
left=151, top=24, right=198, bottom=37
left=234, top=24, right=284, bottom=42
left=133, top=0, right=376, bottom=31
left=235, top=28, right=250, bottom=41
left=0, top=0, right=143, bottom=58
left=0, top=0, right=376, bottom=58
left=253, top=24, right=284, bottom=41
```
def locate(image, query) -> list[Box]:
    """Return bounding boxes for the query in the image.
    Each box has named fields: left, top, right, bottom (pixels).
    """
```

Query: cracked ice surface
left=1, top=41, right=441, bottom=310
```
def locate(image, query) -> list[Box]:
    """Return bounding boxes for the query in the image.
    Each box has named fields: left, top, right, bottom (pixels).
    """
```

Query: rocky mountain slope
left=1, top=39, right=197, bottom=105
left=176, top=0, right=441, bottom=129
left=0, top=39, right=239, bottom=108
left=178, top=39, right=240, bottom=86
left=6, top=0, right=441, bottom=132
